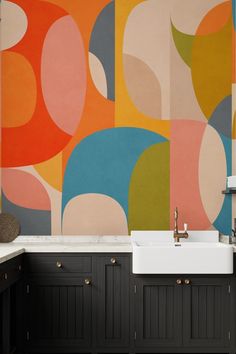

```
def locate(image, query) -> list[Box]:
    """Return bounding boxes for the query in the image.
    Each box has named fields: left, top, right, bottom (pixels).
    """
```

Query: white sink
left=131, top=231, right=233, bottom=274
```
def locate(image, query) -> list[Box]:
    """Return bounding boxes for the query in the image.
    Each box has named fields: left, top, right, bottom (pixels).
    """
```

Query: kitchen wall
left=1, top=0, right=235, bottom=235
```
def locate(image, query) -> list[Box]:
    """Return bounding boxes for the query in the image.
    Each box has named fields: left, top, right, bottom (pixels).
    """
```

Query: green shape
left=191, top=19, right=232, bottom=118
left=171, top=21, right=194, bottom=67
left=128, top=142, right=169, bottom=233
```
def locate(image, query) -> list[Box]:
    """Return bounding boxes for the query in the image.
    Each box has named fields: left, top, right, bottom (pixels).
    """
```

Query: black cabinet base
left=7, top=254, right=236, bottom=354
left=20, top=343, right=235, bottom=353
left=16, top=351, right=236, bottom=354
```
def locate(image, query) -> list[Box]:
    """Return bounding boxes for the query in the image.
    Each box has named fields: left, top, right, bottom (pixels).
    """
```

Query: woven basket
left=0, top=213, right=20, bottom=242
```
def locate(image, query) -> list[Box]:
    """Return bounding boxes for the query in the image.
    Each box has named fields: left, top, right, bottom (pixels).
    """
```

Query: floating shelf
left=222, top=188, right=236, bottom=194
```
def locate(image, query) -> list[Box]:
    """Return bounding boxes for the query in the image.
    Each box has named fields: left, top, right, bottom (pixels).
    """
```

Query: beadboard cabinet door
left=134, top=276, right=231, bottom=350
left=95, top=255, right=130, bottom=348
left=134, top=277, right=182, bottom=348
left=183, top=277, right=230, bottom=348
left=25, top=276, right=92, bottom=351
left=0, top=255, right=23, bottom=354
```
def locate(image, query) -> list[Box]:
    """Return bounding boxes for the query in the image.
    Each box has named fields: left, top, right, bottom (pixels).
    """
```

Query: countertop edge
left=0, top=248, right=25, bottom=265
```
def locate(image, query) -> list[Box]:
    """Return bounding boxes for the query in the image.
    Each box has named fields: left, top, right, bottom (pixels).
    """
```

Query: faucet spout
left=174, top=207, right=178, bottom=234
left=174, top=207, right=189, bottom=242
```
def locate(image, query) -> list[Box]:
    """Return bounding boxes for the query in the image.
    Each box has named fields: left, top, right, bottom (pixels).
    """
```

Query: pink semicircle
left=41, top=15, right=86, bottom=135
left=170, top=120, right=211, bottom=230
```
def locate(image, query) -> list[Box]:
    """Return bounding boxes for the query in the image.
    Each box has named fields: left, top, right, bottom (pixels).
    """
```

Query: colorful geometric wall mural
left=1, top=0, right=235, bottom=235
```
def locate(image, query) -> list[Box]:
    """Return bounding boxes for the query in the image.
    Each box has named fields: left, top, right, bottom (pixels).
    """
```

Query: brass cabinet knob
left=184, top=279, right=191, bottom=285
left=176, top=279, right=182, bottom=285
left=56, top=261, right=62, bottom=268
left=84, top=278, right=91, bottom=285
left=110, top=257, right=116, bottom=264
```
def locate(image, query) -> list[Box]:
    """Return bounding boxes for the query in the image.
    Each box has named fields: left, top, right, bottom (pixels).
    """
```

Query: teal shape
left=206, top=95, right=232, bottom=235
left=213, top=195, right=232, bottom=235
left=89, top=1, right=114, bottom=100
left=213, top=132, right=232, bottom=235
left=62, top=127, right=167, bottom=216
left=220, top=133, right=232, bottom=177
left=2, top=193, right=51, bottom=235
left=208, top=96, right=231, bottom=139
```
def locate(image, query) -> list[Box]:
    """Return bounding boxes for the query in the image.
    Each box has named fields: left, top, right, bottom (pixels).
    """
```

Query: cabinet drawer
left=25, top=254, right=92, bottom=274
left=0, top=255, right=23, bottom=293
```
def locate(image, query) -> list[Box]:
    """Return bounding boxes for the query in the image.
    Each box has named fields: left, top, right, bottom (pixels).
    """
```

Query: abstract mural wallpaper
left=1, top=0, right=236, bottom=235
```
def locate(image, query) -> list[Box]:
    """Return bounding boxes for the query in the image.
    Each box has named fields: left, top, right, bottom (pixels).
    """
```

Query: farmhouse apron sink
left=131, top=230, right=233, bottom=274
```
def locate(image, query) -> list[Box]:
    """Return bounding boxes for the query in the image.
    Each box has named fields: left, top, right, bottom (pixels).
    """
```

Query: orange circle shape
left=2, top=51, right=37, bottom=128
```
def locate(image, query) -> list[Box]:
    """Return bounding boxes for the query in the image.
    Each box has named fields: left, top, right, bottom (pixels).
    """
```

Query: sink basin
left=131, top=231, right=233, bottom=274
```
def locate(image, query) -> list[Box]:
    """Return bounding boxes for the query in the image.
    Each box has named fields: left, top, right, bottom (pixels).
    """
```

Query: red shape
left=2, top=0, right=71, bottom=167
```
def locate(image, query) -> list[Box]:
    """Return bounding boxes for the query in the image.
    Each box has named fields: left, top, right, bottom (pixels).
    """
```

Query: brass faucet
left=174, top=207, right=189, bottom=242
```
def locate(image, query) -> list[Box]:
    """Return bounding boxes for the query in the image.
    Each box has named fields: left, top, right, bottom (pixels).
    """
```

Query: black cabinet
left=1, top=288, right=11, bottom=354
left=25, top=276, right=92, bottom=351
left=183, top=277, right=230, bottom=348
left=2, top=252, right=234, bottom=353
left=134, top=276, right=231, bottom=350
left=134, top=277, right=182, bottom=347
left=95, top=255, right=130, bottom=348
left=23, top=253, right=130, bottom=353
left=0, top=255, right=23, bottom=354
left=0, top=255, right=23, bottom=294
left=24, top=254, right=93, bottom=352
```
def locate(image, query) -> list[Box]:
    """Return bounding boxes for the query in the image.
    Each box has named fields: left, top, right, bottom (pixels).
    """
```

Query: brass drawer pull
left=84, top=278, right=91, bottom=285
left=184, top=279, right=191, bottom=285
left=56, top=261, right=62, bottom=268
left=176, top=279, right=182, bottom=285
left=110, top=257, right=116, bottom=264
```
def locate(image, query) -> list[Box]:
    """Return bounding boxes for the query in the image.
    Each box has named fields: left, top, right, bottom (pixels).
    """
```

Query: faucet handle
left=184, top=223, right=188, bottom=233
left=175, top=207, right=178, bottom=218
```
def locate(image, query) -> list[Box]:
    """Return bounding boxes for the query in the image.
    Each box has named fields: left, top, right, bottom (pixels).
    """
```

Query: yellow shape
left=34, top=153, right=62, bottom=191
left=115, top=0, right=170, bottom=139
left=192, top=19, right=232, bottom=119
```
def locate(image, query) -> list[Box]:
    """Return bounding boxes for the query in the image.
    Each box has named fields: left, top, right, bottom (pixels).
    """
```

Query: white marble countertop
left=0, top=236, right=132, bottom=264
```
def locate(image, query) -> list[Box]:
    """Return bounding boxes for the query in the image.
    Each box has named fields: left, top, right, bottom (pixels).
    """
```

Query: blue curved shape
left=208, top=96, right=231, bottom=139
left=2, top=193, right=51, bottom=235
left=208, top=95, right=232, bottom=234
left=213, top=132, right=232, bottom=235
left=220, top=133, right=232, bottom=177
left=89, top=2, right=114, bottom=100
left=213, top=195, right=232, bottom=235
left=62, top=127, right=167, bottom=216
